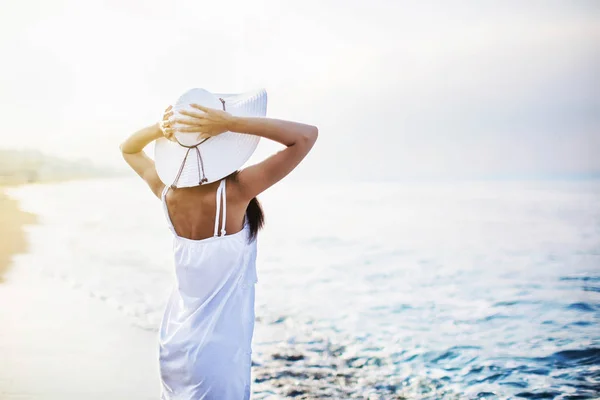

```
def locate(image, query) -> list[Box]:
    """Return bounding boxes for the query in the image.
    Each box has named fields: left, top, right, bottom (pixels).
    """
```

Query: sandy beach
left=0, top=188, right=36, bottom=282
left=0, top=188, right=161, bottom=400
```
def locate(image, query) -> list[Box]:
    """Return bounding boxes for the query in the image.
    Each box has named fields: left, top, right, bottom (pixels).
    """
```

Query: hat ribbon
left=170, top=98, right=227, bottom=189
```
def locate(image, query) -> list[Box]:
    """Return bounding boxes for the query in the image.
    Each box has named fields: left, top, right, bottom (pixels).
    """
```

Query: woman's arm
left=230, top=117, right=318, bottom=199
left=177, top=105, right=318, bottom=199
left=119, top=123, right=164, bottom=198
left=120, top=107, right=173, bottom=198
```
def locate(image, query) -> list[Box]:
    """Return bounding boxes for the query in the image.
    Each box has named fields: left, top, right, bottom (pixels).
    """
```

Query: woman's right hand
left=175, top=104, right=234, bottom=139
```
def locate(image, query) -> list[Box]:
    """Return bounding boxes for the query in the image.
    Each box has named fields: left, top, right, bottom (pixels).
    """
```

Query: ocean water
left=7, top=177, right=600, bottom=399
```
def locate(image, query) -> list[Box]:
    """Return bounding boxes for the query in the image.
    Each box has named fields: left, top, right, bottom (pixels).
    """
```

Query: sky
left=0, top=0, right=598, bottom=181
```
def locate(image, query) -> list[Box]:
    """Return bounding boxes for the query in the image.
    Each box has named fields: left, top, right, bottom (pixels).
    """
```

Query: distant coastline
left=0, top=149, right=119, bottom=186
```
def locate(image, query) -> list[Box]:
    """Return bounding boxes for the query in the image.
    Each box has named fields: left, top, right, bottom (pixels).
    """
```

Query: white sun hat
left=154, top=88, right=267, bottom=188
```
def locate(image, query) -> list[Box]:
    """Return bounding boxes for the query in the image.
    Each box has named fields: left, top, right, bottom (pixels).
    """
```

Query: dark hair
left=229, top=171, right=264, bottom=241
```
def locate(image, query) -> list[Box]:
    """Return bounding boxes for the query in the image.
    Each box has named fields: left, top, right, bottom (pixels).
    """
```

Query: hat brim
left=154, top=88, right=267, bottom=188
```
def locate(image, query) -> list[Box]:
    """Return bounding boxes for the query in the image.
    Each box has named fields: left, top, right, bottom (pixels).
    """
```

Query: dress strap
left=213, top=179, right=227, bottom=237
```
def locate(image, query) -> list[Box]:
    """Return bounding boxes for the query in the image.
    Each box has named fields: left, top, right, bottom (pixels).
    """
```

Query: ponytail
left=246, top=196, right=264, bottom=241
left=229, top=171, right=264, bottom=241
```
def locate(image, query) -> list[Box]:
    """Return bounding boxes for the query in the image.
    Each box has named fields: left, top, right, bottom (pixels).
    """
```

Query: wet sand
left=0, top=188, right=36, bottom=282
left=0, top=188, right=161, bottom=399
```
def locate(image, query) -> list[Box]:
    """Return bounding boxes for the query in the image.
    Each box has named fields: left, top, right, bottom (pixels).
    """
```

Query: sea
left=7, top=177, right=600, bottom=399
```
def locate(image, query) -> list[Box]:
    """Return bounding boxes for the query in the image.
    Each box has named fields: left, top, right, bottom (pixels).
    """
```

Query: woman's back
left=163, top=178, right=248, bottom=241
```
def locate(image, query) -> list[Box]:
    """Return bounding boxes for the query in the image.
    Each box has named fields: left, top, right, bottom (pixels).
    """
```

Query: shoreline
left=0, top=264, right=161, bottom=399
left=0, top=186, right=37, bottom=282
left=0, top=183, right=161, bottom=399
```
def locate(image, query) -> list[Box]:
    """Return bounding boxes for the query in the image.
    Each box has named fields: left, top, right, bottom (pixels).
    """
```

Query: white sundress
left=158, top=178, right=258, bottom=400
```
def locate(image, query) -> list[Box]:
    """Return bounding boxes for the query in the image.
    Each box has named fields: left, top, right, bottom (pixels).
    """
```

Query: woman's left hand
left=159, top=105, right=175, bottom=141
left=173, top=104, right=234, bottom=140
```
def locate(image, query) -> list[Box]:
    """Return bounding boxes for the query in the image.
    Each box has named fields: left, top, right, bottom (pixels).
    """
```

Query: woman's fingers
left=159, top=104, right=220, bottom=137
left=190, top=104, right=211, bottom=113
left=176, top=126, right=205, bottom=133
left=179, top=108, right=206, bottom=119
left=171, top=116, right=204, bottom=126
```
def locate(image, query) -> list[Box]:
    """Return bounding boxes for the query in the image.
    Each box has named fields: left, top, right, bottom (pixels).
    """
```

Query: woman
left=120, top=93, right=318, bottom=399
